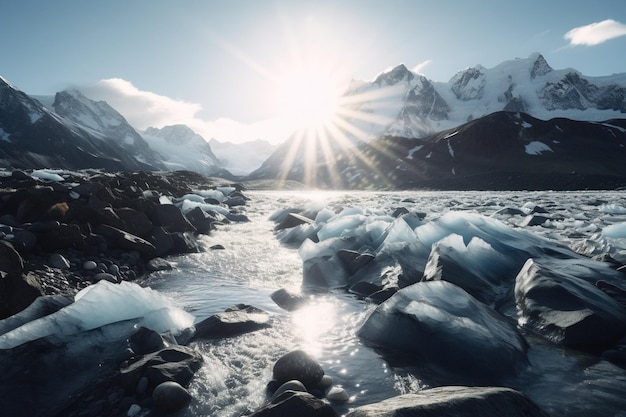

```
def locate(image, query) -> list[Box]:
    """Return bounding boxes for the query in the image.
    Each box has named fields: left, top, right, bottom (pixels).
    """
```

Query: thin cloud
left=81, top=78, right=202, bottom=130
left=411, top=59, right=433, bottom=74
left=80, top=78, right=289, bottom=144
left=564, top=19, right=626, bottom=46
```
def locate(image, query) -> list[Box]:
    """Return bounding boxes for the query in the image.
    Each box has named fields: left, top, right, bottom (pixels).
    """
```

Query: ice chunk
left=357, top=281, right=528, bottom=380
left=31, top=169, right=65, bottom=182
left=194, top=189, right=227, bottom=203
left=603, top=222, right=626, bottom=238
left=599, top=203, right=626, bottom=214
left=179, top=199, right=230, bottom=216
left=317, top=214, right=368, bottom=241
left=0, top=281, right=193, bottom=349
left=377, top=217, right=419, bottom=251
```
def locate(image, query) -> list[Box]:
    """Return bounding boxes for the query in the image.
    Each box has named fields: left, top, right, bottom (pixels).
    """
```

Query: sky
left=2, top=0, right=626, bottom=144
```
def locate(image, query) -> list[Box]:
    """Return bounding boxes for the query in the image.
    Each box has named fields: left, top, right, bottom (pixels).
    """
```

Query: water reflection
left=291, top=297, right=338, bottom=357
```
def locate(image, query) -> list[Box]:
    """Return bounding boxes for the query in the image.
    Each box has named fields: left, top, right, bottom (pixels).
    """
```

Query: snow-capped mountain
left=248, top=53, right=626, bottom=188
left=208, top=138, right=276, bottom=176
left=52, top=89, right=166, bottom=168
left=0, top=77, right=158, bottom=171
left=342, top=53, right=626, bottom=140
left=249, top=111, right=626, bottom=190
left=142, top=125, right=233, bottom=178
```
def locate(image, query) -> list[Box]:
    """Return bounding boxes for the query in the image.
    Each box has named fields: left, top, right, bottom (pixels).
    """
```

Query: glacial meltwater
left=136, top=190, right=626, bottom=417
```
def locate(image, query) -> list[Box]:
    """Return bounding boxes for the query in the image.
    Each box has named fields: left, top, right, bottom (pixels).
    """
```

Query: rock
left=184, top=206, right=215, bottom=234
left=357, top=281, right=528, bottom=381
left=96, top=224, right=156, bottom=259
left=146, top=258, right=173, bottom=272
left=192, top=304, right=271, bottom=340
left=151, top=204, right=196, bottom=233
left=327, top=386, right=349, bottom=403
left=0, top=241, right=43, bottom=319
left=39, top=223, right=85, bottom=252
left=248, top=390, right=338, bottom=417
left=271, top=379, right=308, bottom=400
left=152, top=381, right=192, bottom=413
left=270, top=288, right=308, bottom=311
left=515, top=258, right=626, bottom=347
left=127, top=403, right=142, bottom=417
left=149, top=226, right=174, bottom=257
left=129, top=327, right=167, bottom=356
left=119, top=346, right=203, bottom=393
left=345, top=386, right=549, bottom=417
left=521, top=214, right=550, bottom=227
left=83, top=260, right=98, bottom=270
left=170, top=232, right=200, bottom=254
left=93, top=272, right=118, bottom=283
left=11, top=230, right=38, bottom=252
left=48, top=253, right=71, bottom=270
left=272, top=350, right=324, bottom=388
left=275, top=212, right=315, bottom=231
left=115, top=207, right=153, bottom=238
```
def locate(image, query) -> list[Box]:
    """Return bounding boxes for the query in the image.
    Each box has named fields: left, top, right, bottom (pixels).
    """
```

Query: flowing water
left=140, top=190, right=626, bottom=417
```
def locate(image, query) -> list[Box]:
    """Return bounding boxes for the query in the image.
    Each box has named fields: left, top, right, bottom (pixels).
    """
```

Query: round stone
left=152, top=381, right=191, bottom=413
left=83, top=260, right=97, bottom=270
left=271, top=379, right=307, bottom=400
left=327, top=386, right=349, bottom=403
left=272, top=350, right=324, bottom=388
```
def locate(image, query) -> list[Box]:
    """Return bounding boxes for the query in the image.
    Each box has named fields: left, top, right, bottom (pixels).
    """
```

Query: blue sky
left=2, top=0, right=625, bottom=143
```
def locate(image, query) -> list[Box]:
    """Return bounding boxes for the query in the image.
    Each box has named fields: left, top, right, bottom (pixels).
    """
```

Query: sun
left=276, top=68, right=340, bottom=131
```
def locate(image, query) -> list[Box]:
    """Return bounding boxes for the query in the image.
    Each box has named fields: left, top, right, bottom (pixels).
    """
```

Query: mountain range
left=1, top=53, right=626, bottom=189
left=246, top=53, right=626, bottom=189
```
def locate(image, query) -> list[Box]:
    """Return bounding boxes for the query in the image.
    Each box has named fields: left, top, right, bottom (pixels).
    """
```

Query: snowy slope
left=209, top=138, right=276, bottom=176
left=142, top=125, right=231, bottom=177
left=343, top=53, right=626, bottom=141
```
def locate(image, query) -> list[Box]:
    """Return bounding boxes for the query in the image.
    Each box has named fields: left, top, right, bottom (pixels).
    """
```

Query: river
left=140, top=190, right=626, bottom=417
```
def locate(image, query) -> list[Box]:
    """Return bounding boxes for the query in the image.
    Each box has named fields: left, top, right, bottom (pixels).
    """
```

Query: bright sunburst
left=276, top=67, right=340, bottom=131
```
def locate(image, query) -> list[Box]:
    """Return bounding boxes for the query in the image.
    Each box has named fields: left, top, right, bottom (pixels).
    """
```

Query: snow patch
left=525, top=141, right=553, bottom=155
left=407, top=145, right=423, bottom=159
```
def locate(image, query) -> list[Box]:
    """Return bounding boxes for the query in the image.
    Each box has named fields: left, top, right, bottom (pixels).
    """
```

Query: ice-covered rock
left=345, top=386, right=549, bottom=417
left=515, top=258, right=626, bottom=347
left=357, top=281, right=528, bottom=379
left=422, top=234, right=520, bottom=311
left=0, top=280, right=194, bottom=349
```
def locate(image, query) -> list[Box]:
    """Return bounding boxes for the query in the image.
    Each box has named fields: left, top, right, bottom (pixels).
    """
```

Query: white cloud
left=564, top=19, right=626, bottom=46
left=80, top=78, right=289, bottom=144
left=411, top=59, right=433, bottom=74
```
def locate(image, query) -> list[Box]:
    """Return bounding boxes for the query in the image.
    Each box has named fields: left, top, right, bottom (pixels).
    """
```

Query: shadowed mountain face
left=247, top=112, right=626, bottom=190
left=0, top=78, right=160, bottom=171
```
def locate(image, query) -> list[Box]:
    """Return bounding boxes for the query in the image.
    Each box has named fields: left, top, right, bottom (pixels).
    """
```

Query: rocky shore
left=0, top=169, right=254, bottom=416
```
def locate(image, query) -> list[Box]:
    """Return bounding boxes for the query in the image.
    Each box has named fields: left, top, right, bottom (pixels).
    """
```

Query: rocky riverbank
left=0, top=169, right=253, bottom=416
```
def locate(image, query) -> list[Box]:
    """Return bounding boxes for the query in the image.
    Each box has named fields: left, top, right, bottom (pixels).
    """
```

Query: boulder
left=184, top=206, right=215, bottom=234
left=152, top=381, right=191, bottom=413
left=357, top=281, right=528, bottom=381
left=151, top=204, right=196, bottom=233
left=345, top=386, right=549, bottom=417
left=170, top=232, right=200, bottom=254
left=515, top=258, right=626, bottom=347
left=128, top=327, right=167, bottom=356
left=120, top=346, right=203, bottom=393
left=192, top=304, right=271, bottom=340
left=39, top=223, right=85, bottom=252
left=149, top=226, right=174, bottom=257
left=248, top=390, right=338, bottom=417
left=272, top=350, right=324, bottom=388
left=270, top=288, right=307, bottom=311
left=115, top=207, right=153, bottom=237
left=0, top=242, right=43, bottom=319
left=275, top=212, right=315, bottom=231
left=270, top=380, right=307, bottom=400
left=95, top=224, right=156, bottom=259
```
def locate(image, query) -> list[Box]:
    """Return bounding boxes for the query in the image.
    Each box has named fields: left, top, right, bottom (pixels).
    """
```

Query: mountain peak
left=374, top=64, right=414, bottom=86
left=529, top=53, right=552, bottom=79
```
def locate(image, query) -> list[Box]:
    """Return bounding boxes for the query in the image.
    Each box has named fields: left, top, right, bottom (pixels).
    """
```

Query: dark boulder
left=0, top=241, right=43, bottom=319
left=248, top=390, right=338, bottom=417
left=515, top=258, right=626, bottom=347
left=170, top=232, right=200, bottom=254
left=115, top=207, right=153, bottom=238
left=39, top=223, right=85, bottom=252
left=149, top=226, right=174, bottom=257
left=152, top=381, right=192, bottom=413
left=192, top=304, right=271, bottom=340
left=184, top=206, right=215, bottom=234
left=275, top=212, right=315, bottom=231
left=95, top=224, right=156, bottom=259
left=345, top=386, right=549, bottom=417
left=151, top=204, right=196, bottom=233
left=129, top=327, right=167, bottom=356
left=272, top=350, right=324, bottom=388
left=120, top=346, right=203, bottom=393
left=270, top=288, right=308, bottom=311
